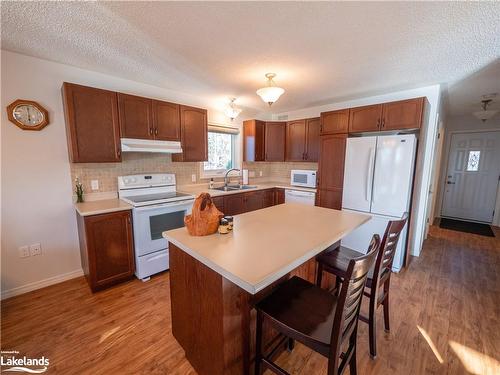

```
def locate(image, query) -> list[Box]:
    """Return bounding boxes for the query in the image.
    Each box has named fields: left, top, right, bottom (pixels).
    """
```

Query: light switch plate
left=19, top=246, right=30, bottom=258
left=91, top=180, right=99, bottom=191
left=191, top=174, right=196, bottom=183
left=259, top=171, right=263, bottom=177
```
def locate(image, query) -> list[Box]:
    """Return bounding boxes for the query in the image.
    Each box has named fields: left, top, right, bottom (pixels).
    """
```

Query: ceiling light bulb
left=224, top=98, right=242, bottom=121
left=256, top=73, right=285, bottom=106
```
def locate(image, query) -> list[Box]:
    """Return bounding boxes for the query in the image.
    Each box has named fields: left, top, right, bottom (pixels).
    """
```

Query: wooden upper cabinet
left=286, top=120, right=306, bottom=161
left=305, top=118, right=320, bottom=162
left=62, top=82, right=121, bottom=163
left=348, top=104, right=382, bottom=133
left=265, top=122, right=285, bottom=161
left=118, top=93, right=153, bottom=139
left=152, top=100, right=180, bottom=141
left=320, top=109, right=349, bottom=135
left=172, top=105, right=208, bottom=162
left=381, top=97, right=424, bottom=131
left=243, top=120, right=266, bottom=162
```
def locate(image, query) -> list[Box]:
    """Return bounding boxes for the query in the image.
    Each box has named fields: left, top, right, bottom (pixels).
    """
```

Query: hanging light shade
left=256, top=73, right=285, bottom=106
left=224, top=98, right=242, bottom=121
left=473, top=99, right=498, bottom=122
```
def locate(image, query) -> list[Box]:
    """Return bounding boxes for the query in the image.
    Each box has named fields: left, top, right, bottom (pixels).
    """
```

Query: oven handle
left=134, top=199, right=195, bottom=211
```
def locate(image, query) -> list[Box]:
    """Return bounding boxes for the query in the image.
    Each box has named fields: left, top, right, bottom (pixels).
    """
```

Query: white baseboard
left=1, top=269, right=84, bottom=300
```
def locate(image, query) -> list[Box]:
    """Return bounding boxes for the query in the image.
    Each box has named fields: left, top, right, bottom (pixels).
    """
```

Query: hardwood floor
left=2, top=225, right=499, bottom=374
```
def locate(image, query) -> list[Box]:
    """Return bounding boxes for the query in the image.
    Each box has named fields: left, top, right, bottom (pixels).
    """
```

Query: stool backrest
left=372, top=213, right=409, bottom=287
left=330, top=234, right=380, bottom=360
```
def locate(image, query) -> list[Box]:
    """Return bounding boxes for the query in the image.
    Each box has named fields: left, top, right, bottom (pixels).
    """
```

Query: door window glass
left=149, top=211, right=185, bottom=240
left=466, top=151, right=480, bottom=171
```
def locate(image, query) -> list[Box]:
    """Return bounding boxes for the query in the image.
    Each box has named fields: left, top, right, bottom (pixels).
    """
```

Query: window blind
left=208, top=123, right=239, bottom=135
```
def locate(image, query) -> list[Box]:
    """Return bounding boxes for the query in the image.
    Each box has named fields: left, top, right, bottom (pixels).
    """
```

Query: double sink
left=212, top=185, right=258, bottom=192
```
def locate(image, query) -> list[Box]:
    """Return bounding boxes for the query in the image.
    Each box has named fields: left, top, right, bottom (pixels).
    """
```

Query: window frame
left=200, top=125, right=241, bottom=179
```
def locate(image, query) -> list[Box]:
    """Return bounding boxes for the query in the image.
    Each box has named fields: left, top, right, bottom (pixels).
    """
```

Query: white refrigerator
left=341, top=134, right=416, bottom=271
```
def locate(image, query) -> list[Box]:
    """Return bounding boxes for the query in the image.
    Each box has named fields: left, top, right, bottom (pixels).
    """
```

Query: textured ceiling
left=2, top=1, right=500, bottom=116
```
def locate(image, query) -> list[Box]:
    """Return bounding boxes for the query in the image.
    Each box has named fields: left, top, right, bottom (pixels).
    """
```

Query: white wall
left=435, top=114, right=500, bottom=225
left=0, top=50, right=238, bottom=298
left=275, top=85, right=442, bottom=257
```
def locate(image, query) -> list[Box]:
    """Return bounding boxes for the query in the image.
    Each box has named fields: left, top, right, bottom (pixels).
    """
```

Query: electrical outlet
left=30, top=243, right=42, bottom=256
left=91, top=180, right=99, bottom=191
left=19, top=246, right=30, bottom=258
left=259, top=171, right=263, bottom=177
left=191, top=174, right=196, bottom=183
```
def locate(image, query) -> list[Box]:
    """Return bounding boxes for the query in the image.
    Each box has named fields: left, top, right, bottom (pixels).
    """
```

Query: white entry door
left=442, top=131, right=500, bottom=223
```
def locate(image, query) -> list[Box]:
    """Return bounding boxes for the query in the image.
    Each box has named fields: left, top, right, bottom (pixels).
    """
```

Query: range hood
left=120, top=138, right=183, bottom=154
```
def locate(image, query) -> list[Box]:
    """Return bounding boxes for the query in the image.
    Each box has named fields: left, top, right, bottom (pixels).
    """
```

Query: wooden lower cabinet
left=222, top=189, right=278, bottom=216
left=77, top=210, right=135, bottom=292
left=211, top=196, right=225, bottom=214
left=316, top=188, right=343, bottom=210
left=274, top=188, right=285, bottom=205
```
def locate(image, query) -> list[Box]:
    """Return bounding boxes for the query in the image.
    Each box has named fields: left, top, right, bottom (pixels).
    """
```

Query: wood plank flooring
left=2, top=225, right=499, bottom=374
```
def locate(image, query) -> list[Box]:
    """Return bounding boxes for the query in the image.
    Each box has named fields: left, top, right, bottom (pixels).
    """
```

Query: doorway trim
left=438, top=128, right=500, bottom=223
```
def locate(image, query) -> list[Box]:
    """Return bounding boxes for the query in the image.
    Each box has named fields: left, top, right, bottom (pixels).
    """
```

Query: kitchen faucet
left=224, top=168, right=241, bottom=188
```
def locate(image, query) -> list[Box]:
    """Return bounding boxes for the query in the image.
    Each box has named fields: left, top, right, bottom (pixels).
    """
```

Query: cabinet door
left=173, top=105, right=208, bottom=162
left=211, top=196, right=225, bottom=214
left=274, top=188, right=285, bottom=205
left=316, top=189, right=343, bottom=210
left=62, top=83, right=121, bottom=163
left=305, top=118, right=320, bottom=162
left=85, top=211, right=135, bottom=290
left=153, top=100, right=180, bottom=141
left=243, top=120, right=265, bottom=162
left=381, top=97, right=424, bottom=130
left=320, top=109, right=349, bottom=135
left=348, top=104, right=382, bottom=133
left=318, top=134, right=347, bottom=191
left=265, top=122, right=285, bottom=161
left=224, top=194, right=245, bottom=216
left=286, top=120, right=306, bottom=161
left=264, top=189, right=275, bottom=207
left=118, top=93, right=153, bottom=139
left=244, top=191, right=265, bottom=212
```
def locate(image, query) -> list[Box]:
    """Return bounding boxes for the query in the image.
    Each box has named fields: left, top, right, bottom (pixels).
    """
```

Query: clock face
left=13, top=104, right=45, bottom=126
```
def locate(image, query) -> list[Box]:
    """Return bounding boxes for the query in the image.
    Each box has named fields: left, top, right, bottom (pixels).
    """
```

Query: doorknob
left=446, top=181, right=455, bottom=185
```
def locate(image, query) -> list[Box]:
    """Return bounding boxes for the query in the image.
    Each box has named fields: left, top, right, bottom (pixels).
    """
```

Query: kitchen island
left=163, top=203, right=369, bottom=375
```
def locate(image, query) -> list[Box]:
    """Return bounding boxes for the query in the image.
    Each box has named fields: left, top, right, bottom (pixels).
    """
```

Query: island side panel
left=169, top=243, right=226, bottom=375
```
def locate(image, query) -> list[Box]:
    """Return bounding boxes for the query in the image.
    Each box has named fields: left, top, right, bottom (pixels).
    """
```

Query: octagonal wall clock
left=7, top=99, right=50, bottom=131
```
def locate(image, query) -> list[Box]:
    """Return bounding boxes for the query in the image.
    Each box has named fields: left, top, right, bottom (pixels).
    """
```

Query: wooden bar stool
left=254, top=235, right=380, bottom=375
left=316, top=213, right=408, bottom=358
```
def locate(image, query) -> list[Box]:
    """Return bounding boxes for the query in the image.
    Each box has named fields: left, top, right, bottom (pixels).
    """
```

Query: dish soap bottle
left=209, top=178, right=214, bottom=189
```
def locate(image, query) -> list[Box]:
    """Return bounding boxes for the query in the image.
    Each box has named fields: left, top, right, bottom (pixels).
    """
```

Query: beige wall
left=0, top=50, right=237, bottom=298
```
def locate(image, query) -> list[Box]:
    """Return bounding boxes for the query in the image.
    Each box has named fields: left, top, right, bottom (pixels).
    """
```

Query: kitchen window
left=201, top=124, right=240, bottom=178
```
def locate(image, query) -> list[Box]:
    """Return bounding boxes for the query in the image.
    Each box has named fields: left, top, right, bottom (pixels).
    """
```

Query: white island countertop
left=163, top=203, right=370, bottom=294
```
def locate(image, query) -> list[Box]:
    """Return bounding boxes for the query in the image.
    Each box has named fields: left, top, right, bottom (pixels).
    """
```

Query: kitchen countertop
left=178, top=181, right=316, bottom=198
left=163, top=203, right=369, bottom=294
left=75, top=198, right=132, bottom=216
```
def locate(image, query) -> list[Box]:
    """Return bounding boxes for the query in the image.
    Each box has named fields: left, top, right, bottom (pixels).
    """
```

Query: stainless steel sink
left=212, top=185, right=258, bottom=192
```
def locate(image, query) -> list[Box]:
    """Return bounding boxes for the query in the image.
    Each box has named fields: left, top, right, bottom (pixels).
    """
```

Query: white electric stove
left=118, top=173, right=195, bottom=281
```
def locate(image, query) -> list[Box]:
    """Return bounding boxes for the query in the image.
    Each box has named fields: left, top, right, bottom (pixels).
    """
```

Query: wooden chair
left=255, top=235, right=380, bottom=375
left=316, top=213, right=408, bottom=358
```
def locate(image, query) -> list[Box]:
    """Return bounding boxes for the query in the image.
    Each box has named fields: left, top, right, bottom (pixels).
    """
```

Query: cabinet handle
left=381, top=118, right=385, bottom=128
left=117, top=149, right=121, bottom=157
left=154, top=128, right=158, bottom=136
left=377, top=118, right=381, bottom=128
left=305, top=153, right=308, bottom=160
left=149, top=128, right=153, bottom=135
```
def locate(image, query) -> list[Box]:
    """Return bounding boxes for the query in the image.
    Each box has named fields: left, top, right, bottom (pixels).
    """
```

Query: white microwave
left=290, top=170, right=317, bottom=188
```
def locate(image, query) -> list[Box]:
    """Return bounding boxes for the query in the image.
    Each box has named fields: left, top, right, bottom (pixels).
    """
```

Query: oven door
left=132, top=199, right=194, bottom=256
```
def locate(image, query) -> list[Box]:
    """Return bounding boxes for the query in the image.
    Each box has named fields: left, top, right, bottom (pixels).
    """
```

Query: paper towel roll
left=242, top=169, right=249, bottom=185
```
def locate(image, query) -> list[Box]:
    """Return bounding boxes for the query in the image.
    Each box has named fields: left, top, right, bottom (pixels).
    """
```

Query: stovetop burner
left=125, top=191, right=193, bottom=204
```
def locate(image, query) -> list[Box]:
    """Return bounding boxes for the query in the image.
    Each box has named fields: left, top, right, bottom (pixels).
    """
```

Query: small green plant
left=75, top=177, right=84, bottom=203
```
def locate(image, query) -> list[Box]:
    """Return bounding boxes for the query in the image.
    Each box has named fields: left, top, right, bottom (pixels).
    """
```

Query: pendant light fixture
left=473, top=95, right=498, bottom=122
left=256, top=73, right=285, bottom=106
left=224, top=98, right=242, bottom=121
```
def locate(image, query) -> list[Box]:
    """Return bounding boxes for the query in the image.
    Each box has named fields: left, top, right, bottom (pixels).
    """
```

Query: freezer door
left=342, top=136, right=377, bottom=212
left=340, top=210, right=408, bottom=272
left=371, top=134, right=416, bottom=217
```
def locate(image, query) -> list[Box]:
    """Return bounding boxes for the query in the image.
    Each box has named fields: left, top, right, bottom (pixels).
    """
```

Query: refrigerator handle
left=366, top=147, right=375, bottom=202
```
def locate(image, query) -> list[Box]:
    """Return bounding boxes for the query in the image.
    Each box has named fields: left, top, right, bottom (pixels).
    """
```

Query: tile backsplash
left=70, top=153, right=318, bottom=195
